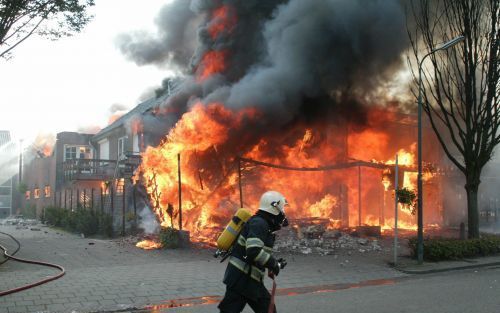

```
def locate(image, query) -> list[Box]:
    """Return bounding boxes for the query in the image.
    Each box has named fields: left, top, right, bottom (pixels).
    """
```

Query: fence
left=51, top=184, right=140, bottom=236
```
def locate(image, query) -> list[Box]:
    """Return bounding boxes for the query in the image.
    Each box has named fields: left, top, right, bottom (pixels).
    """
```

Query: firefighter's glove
left=277, top=258, right=287, bottom=269
left=269, top=259, right=281, bottom=277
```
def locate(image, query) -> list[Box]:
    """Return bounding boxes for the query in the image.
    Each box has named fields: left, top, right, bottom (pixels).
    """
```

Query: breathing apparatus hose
left=268, top=273, right=277, bottom=313
left=0, top=231, right=65, bottom=297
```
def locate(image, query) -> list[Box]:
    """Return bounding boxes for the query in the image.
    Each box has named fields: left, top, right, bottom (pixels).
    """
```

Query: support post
left=70, top=189, right=73, bottom=211
left=91, top=188, right=94, bottom=209
left=496, top=198, right=498, bottom=224
left=394, top=155, right=399, bottom=266
left=18, top=139, right=23, bottom=184
left=178, top=153, right=183, bottom=230
left=111, top=185, right=114, bottom=218
left=64, top=190, right=67, bottom=210
left=100, top=187, right=104, bottom=214
left=238, top=157, right=243, bottom=208
left=358, top=165, right=362, bottom=226
left=83, top=189, right=87, bottom=209
left=133, top=184, right=137, bottom=224
left=76, top=189, right=80, bottom=209
left=122, top=184, right=126, bottom=236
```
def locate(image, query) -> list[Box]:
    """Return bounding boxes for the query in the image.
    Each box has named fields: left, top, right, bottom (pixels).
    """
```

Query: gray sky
left=0, top=0, right=172, bottom=143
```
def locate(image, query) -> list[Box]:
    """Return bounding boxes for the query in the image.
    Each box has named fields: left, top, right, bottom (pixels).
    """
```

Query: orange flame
left=41, top=144, right=53, bottom=157
left=197, top=50, right=229, bottom=81
left=139, top=103, right=441, bottom=243
left=208, top=5, right=237, bottom=39
left=108, top=113, right=124, bottom=125
left=136, top=240, right=162, bottom=250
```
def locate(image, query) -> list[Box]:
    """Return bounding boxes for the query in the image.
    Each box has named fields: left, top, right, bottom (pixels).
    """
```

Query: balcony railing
left=63, top=159, right=117, bottom=181
left=63, top=155, right=142, bottom=182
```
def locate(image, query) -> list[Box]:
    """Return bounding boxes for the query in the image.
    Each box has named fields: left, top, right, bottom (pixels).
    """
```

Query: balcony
left=63, top=155, right=142, bottom=182
left=63, top=159, right=117, bottom=181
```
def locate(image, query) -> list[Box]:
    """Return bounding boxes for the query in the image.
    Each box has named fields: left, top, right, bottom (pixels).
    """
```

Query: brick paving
left=0, top=223, right=407, bottom=313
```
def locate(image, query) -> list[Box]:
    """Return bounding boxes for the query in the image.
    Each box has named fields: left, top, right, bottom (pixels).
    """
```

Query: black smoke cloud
left=116, top=0, right=197, bottom=69
left=120, top=0, right=410, bottom=138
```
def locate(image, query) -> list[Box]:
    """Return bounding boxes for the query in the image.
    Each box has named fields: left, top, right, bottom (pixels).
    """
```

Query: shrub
left=409, top=236, right=500, bottom=261
left=44, top=207, right=68, bottom=227
left=98, top=213, right=114, bottom=237
left=42, top=207, right=114, bottom=238
left=74, top=209, right=99, bottom=236
left=159, top=227, right=179, bottom=249
left=21, top=204, right=37, bottom=219
left=125, top=212, right=137, bottom=222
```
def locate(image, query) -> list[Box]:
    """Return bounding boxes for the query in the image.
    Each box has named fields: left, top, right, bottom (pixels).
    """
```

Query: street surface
left=163, top=266, right=500, bottom=313
left=1, top=221, right=499, bottom=313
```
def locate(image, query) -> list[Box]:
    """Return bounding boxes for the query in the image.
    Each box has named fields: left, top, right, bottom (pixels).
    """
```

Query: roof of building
left=92, top=92, right=170, bottom=141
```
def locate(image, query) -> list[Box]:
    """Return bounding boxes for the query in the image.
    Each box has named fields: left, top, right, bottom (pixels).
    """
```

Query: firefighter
left=218, top=190, right=289, bottom=313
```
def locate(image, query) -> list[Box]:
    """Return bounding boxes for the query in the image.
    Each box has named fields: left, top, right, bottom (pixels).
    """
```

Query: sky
left=0, top=0, right=172, bottom=144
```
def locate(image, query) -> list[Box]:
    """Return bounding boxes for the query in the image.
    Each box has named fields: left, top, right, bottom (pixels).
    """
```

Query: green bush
left=21, top=204, right=37, bottom=219
left=44, top=207, right=68, bottom=227
left=42, top=207, right=114, bottom=237
left=159, top=227, right=179, bottom=249
left=74, top=209, right=99, bottom=236
left=98, top=213, right=114, bottom=237
left=409, top=236, right=500, bottom=261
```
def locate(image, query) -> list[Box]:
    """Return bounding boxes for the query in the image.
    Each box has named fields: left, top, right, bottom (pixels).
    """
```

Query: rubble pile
left=0, top=216, right=40, bottom=230
left=274, top=223, right=382, bottom=255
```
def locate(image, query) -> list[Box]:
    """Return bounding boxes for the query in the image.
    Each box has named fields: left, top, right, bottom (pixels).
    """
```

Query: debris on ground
left=1, top=216, right=41, bottom=229
left=274, top=222, right=383, bottom=255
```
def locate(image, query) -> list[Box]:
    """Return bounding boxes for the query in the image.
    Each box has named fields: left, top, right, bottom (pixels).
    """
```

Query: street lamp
left=417, top=35, right=465, bottom=264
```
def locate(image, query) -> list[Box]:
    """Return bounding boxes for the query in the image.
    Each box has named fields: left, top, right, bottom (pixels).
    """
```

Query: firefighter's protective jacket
left=222, top=212, right=277, bottom=301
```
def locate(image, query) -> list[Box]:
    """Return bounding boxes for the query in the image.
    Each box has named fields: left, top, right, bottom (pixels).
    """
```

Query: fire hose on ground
left=0, top=231, right=65, bottom=297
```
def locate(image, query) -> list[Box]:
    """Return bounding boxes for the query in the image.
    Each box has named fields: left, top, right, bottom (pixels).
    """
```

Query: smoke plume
left=116, top=0, right=198, bottom=69
left=122, top=0, right=408, bottom=126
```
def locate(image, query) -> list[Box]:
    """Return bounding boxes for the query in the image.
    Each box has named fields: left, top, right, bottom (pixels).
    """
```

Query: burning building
left=115, top=0, right=456, bottom=245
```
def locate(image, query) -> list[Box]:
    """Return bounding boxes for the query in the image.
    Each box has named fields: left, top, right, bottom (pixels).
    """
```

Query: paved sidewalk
left=395, top=254, right=500, bottom=274
left=2, top=223, right=499, bottom=313
left=0, top=223, right=407, bottom=313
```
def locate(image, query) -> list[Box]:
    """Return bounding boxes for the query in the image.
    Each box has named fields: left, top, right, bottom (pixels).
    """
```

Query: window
left=65, top=145, right=92, bottom=161
left=25, top=191, right=30, bottom=200
left=0, top=187, right=10, bottom=196
left=132, top=133, right=140, bottom=154
left=116, top=178, right=125, bottom=194
left=101, top=182, right=110, bottom=195
left=65, top=146, right=77, bottom=160
left=118, top=137, right=127, bottom=158
left=34, top=188, right=40, bottom=199
left=99, top=140, right=109, bottom=160
left=44, top=186, right=51, bottom=198
left=78, top=147, right=91, bottom=159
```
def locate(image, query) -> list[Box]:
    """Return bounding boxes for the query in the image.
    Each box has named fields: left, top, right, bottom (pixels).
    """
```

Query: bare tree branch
left=408, top=0, right=499, bottom=238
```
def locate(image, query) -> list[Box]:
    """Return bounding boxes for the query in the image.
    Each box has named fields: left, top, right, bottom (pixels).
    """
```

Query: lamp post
left=417, top=35, right=465, bottom=264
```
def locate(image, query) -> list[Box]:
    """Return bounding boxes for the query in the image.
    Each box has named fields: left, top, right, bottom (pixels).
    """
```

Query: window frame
left=118, top=136, right=127, bottom=159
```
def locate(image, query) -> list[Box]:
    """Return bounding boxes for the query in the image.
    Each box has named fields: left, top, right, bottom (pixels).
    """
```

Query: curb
left=395, top=260, right=500, bottom=274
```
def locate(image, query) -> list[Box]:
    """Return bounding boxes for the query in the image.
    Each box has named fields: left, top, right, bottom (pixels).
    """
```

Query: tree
left=0, top=0, right=95, bottom=59
left=408, top=0, right=499, bottom=238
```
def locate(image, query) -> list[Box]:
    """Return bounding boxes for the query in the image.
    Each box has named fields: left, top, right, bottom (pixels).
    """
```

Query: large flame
left=135, top=4, right=442, bottom=246
left=197, top=50, right=229, bottom=82
left=138, top=102, right=441, bottom=243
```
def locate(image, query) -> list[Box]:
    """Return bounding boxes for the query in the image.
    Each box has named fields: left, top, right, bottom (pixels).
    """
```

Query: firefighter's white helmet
left=258, top=191, right=288, bottom=216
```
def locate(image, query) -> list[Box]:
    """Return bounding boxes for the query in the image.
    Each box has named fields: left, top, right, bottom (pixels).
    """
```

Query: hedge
left=43, top=207, right=113, bottom=237
left=408, top=236, right=500, bottom=261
